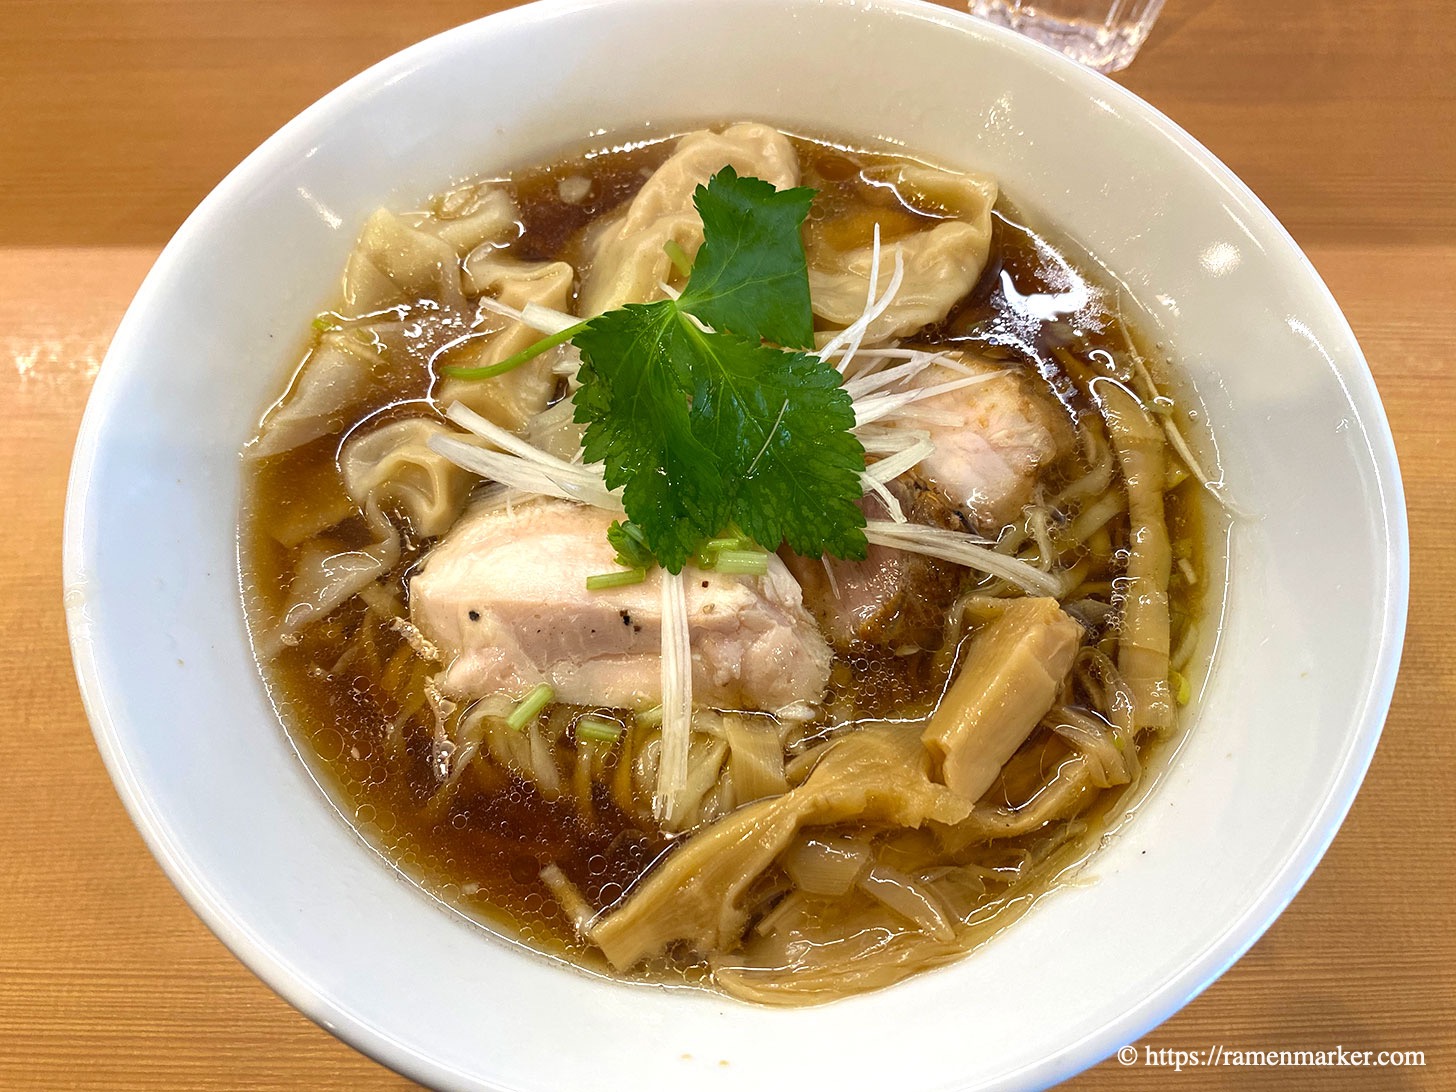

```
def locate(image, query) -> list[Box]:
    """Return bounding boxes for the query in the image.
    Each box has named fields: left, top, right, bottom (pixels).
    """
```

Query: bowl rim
left=63, top=0, right=1410, bottom=1088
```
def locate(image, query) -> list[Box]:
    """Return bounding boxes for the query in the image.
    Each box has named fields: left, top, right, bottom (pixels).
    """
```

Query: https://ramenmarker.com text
left=1116, top=1044, right=1427, bottom=1071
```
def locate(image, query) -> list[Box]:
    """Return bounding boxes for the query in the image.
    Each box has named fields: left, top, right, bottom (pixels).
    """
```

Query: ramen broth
left=243, top=130, right=1217, bottom=990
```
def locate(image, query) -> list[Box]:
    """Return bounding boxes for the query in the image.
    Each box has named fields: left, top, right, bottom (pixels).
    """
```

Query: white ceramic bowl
left=64, top=1, right=1407, bottom=1088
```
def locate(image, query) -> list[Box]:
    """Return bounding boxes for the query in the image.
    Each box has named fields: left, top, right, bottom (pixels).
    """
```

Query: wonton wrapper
left=249, top=333, right=382, bottom=459
left=264, top=417, right=483, bottom=653
left=434, top=253, right=576, bottom=432
left=253, top=189, right=523, bottom=458
left=262, top=519, right=402, bottom=656
left=340, top=417, right=479, bottom=539
left=807, top=164, right=998, bottom=343
left=343, top=209, right=469, bottom=318
left=418, top=184, right=519, bottom=257
left=577, top=122, right=801, bottom=316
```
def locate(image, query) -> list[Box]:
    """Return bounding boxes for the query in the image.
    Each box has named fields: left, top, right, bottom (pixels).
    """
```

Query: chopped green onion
left=705, top=535, right=749, bottom=552
left=693, top=550, right=718, bottom=570
left=506, top=683, right=555, bottom=731
left=714, top=549, right=769, bottom=576
left=441, top=319, right=589, bottom=380
left=311, top=314, right=336, bottom=332
left=585, top=568, right=647, bottom=591
left=575, top=716, right=624, bottom=744
left=635, top=704, right=664, bottom=729
left=663, top=238, right=693, bottom=279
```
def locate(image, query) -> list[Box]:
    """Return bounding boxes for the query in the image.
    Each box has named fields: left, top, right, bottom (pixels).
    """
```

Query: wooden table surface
left=2, top=1, right=1452, bottom=1087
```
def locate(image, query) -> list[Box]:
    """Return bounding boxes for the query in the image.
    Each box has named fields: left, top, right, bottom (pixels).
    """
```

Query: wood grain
left=1, top=1, right=1451, bottom=1088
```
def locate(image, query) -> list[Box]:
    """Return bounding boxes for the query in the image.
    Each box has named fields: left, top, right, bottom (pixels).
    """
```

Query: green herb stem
left=585, top=568, right=648, bottom=590
left=663, top=239, right=693, bottom=279
left=705, top=535, right=749, bottom=552
left=441, top=319, right=589, bottom=380
left=575, top=716, right=624, bottom=744
left=506, top=683, right=555, bottom=731
left=714, top=549, right=770, bottom=576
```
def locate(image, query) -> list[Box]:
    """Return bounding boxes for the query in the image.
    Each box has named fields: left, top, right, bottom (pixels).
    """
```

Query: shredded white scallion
left=473, top=295, right=579, bottom=338
left=857, top=432, right=937, bottom=522
left=830, top=224, right=881, bottom=376
left=522, top=300, right=580, bottom=336
left=854, top=370, right=1003, bottom=429
left=539, top=864, right=596, bottom=936
left=860, top=476, right=905, bottom=521
left=654, top=569, right=693, bottom=826
left=843, top=350, right=991, bottom=403
left=817, top=228, right=907, bottom=376
left=855, top=425, right=928, bottom=454
left=523, top=393, right=579, bottom=446
left=842, top=354, right=941, bottom=400
left=821, top=555, right=842, bottom=600
left=552, top=343, right=584, bottom=383
left=446, top=402, right=571, bottom=463
left=862, top=434, right=936, bottom=486
left=473, top=294, right=526, bottom=327
left=863, top=520, right=1064, bottom=597
left=427, top=407, right=622, bottom=512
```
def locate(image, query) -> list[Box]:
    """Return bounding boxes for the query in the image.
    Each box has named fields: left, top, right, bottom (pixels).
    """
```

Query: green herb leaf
left=568, top=168, right=868, bottom=572
left=678, top=166, right=817, bottom=349
left=681, top=324, right=866, bottom=560
left=574, top=305, right=729, bottom=572
left=576, top=315, right=865, bottom=569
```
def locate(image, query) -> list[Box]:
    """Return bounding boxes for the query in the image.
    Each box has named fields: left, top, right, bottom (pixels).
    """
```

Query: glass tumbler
left=968, top=0, right=1167, bottom=73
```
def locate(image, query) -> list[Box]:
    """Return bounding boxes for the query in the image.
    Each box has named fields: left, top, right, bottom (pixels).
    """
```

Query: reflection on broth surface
left=242, top=124, right=1223, bottom=1002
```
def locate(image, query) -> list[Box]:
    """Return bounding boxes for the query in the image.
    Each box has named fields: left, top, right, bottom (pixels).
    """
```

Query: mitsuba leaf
left=571, top=169, right=868, bottom=571
left=574, top=305, right=727, bottom=572
left=681, top=324, right=867, bottom=559
left=678, top=167, right=817, bottom=349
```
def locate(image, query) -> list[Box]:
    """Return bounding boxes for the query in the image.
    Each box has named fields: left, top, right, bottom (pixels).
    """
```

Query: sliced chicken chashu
left=782, top=475, right=963, bottom=650
left=790, top=352, right=1073, bottom=652
left=894, top=351, right=1073, bottom=535
left=409, top=498, right=832, bottom=713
